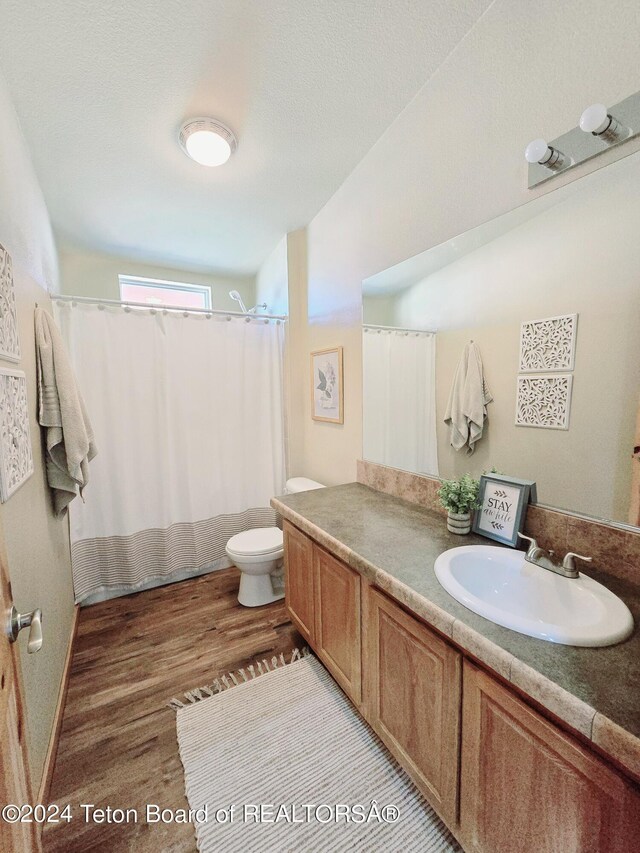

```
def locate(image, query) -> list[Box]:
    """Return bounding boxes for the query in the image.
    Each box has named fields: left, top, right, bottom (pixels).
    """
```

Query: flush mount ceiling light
left=179, top=118, right=238, bottom=167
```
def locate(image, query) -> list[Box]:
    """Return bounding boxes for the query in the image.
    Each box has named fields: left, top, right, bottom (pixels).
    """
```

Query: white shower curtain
left=363, top=327, right=438, bottom=476
left=55, top=302, right=286, bottom=603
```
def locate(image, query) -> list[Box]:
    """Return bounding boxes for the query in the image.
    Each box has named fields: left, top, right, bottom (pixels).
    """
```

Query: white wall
left=0, top=71, right=75, bottom=790
left=0, top=76, right=58, bottom=293
left=299, top=0, right=640, bottom=487
left=58, top=245, right=256, bottom=311
left=362, top=295, right=396, bottom=327
left=256, top=236, right=288, bottom=315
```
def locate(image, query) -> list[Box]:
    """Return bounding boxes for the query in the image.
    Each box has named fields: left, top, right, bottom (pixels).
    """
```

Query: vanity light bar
left=526, top=89, right=640, bottom=188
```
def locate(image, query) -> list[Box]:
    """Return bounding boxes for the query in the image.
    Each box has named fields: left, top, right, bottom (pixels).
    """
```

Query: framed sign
left=472, top=474, right=536, bottom=547
left=311, top=347, right=343, bottom=424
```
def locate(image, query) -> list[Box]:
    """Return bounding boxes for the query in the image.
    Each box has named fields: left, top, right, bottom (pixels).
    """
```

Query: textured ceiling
left=0, top=0, right=490, bottom=275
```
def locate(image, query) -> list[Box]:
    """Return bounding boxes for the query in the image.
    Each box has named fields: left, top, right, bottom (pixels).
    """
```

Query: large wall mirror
left=362, top=151, right=640, bottom=529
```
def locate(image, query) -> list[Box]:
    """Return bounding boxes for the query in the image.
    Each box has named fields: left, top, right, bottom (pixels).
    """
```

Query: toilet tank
left=285, top=477, right=325, bottom=494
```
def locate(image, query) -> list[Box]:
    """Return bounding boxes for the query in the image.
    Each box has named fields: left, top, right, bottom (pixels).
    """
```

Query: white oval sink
left=434, top=545, right=634, bottom=647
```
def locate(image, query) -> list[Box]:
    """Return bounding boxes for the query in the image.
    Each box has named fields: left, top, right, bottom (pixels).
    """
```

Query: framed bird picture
left=311, top=347, right=343, bottom=423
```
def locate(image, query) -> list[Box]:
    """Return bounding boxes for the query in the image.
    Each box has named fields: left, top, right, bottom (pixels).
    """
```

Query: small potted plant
left=437, top=474, right=481, bottom=535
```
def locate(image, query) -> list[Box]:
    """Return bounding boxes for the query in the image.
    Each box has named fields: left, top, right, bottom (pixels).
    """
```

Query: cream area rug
left=174, top=652, right=460, bottom=853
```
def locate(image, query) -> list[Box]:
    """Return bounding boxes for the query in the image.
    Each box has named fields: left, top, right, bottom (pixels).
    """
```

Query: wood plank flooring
left=43, top=568, right=301, bottom=853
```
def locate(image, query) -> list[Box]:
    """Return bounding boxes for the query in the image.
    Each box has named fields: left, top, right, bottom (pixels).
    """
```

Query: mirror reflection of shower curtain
left=55, top=302, right=286, bottom=604
left=363, top=328, right=438, bottom=477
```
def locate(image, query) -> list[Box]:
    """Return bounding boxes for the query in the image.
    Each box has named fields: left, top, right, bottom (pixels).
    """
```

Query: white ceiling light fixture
left=179, top=118, right=238, bottom=167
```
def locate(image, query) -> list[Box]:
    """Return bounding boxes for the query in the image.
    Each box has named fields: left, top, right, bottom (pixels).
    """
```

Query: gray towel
left=444, top=341, right=492, bottom=455
left=35, top=307, right=97, bottom=516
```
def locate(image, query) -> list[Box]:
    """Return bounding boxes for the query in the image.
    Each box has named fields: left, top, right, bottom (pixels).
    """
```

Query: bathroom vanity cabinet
left=460, top=662, right=640, bottom=853
left=364, top=585, right=461, bottom=826
left=313, top=545, right=361, bottom=704
left=282, top=519, right=640, bottom=852
left=283, top=522, right=316, bottom=643
left=284, top=521, right=361, bottom=704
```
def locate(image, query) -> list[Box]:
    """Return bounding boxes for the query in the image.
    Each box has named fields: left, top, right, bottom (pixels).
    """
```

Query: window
left=118, top=275, right=211, bottom=309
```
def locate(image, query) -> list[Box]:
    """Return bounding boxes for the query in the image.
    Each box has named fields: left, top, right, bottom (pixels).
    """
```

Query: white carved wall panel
left=0, top=369, right=34, bottom=502
left=515, top=374, right=573, bottom=431
left=519, top=313, right=577, bottom=372
left=0, top=244, right=21, bottom=362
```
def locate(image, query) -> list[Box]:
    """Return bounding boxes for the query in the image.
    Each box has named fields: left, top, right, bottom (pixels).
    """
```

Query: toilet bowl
left=226, top=477, right=325, bottom=607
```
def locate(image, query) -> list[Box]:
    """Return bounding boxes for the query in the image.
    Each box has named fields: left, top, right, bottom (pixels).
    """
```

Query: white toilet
left=226, top=477, right=325, bottom=607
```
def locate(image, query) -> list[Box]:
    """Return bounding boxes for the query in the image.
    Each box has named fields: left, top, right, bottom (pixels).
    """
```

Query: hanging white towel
left=35, top=307, right=97, bottom=516
left=444, top=341, right=492, bottom=455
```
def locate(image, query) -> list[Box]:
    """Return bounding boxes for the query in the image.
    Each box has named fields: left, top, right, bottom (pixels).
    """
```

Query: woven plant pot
left=447, top=510, right=471, bottom=535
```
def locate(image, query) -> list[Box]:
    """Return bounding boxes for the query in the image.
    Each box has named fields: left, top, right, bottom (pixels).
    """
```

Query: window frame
left=118, top=275, right=212, bottom=309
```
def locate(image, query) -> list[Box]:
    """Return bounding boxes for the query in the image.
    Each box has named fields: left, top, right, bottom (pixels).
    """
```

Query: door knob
left=7, top=606, right=43, bottom=654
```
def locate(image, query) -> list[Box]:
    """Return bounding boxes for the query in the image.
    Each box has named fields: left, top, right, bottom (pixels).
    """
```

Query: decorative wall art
left=473, top=474, right=536, bottom=547
left=0, top=369, right=34, bottom=502
left=515, top=374, right=573, bottom=430
left=519, top=313, right=577, bottom=373
left=311, top=347, right=343, bottom=423
left=0, top=244, right=21, bottom=362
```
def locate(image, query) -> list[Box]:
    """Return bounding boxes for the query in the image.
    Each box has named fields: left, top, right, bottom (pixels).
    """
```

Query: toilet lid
left=226, top=527, right=284, bottom=556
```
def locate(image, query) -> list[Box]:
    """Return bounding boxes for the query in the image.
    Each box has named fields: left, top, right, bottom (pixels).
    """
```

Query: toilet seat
left=226, top=527, right=283, bottom=557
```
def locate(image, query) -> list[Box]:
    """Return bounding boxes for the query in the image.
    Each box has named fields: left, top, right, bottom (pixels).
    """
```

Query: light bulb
left=580, top=103, right=611, bottom=136
left=525, top=138, right=553, bottom=165
left=185, top=130, right=232, bottom=167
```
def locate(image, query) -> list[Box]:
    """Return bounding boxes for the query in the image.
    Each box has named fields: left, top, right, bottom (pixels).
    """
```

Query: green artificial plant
left=437, top=474, right=481, bottom=515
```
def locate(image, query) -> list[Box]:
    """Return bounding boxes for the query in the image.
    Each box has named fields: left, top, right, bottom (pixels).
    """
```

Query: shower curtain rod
left=363, top=323, right=435, bottom=335
left=53, top=293, right=287, bottom=321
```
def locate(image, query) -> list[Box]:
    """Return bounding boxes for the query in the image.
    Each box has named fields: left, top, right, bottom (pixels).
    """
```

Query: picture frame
left=311, top=346, right=343, bottom=423
left=472, top=474, right=536, bottom=547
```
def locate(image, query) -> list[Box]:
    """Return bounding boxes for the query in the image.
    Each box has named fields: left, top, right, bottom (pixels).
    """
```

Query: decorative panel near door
left=0, top=245, right=21, bottom=362
left=0, top=369, right=34, bottom=502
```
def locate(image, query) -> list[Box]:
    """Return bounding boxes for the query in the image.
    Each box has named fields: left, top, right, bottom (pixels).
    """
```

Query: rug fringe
left=168, top=646, right=311, bottom=711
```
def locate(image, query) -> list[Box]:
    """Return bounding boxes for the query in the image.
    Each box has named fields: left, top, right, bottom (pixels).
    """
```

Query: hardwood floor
left=43, top=568, right=301, bottom=853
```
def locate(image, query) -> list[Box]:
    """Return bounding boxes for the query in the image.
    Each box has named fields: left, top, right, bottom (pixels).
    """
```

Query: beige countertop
left=272, top=482, right=640, bottom=782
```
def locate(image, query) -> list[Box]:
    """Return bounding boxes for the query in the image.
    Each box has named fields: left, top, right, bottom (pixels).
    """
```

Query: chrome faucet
left=517, top=532, right=592, bottom=579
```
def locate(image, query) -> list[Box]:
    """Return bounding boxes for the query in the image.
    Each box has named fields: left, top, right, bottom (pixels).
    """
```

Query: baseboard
left=37, top=603, right=79, bottom=806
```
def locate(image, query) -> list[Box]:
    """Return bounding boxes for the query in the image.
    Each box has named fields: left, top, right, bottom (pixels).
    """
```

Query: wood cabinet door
left=460, top=661, right=640, bottom=853
left=314, top=545, right=361, bottom=705
left=283, top=522, right=315, bottom=644
left=365, top=586, right=461, bottom=826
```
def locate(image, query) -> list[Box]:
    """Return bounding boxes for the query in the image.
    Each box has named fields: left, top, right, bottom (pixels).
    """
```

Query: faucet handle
left=517, top=531, right=538, bottom=552
left=562, top=552, right=592, bottom=572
